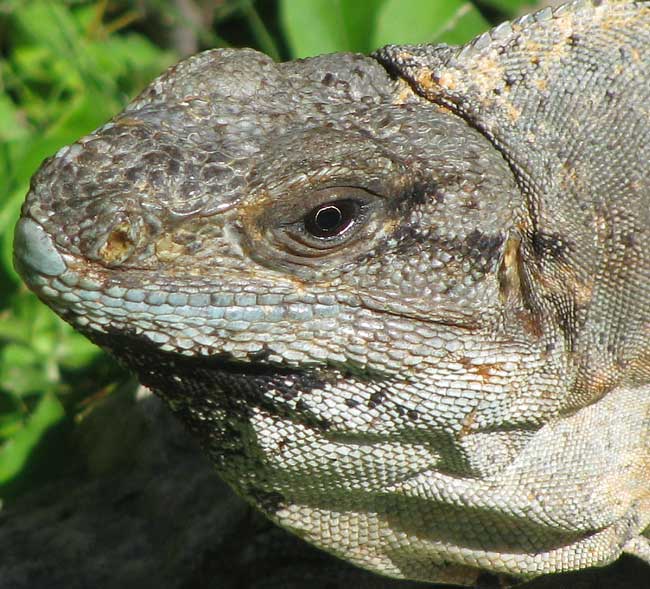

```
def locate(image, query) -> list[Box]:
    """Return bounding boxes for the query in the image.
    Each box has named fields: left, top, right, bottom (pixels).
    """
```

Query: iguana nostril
left=98, top=222, right=137, bottom=264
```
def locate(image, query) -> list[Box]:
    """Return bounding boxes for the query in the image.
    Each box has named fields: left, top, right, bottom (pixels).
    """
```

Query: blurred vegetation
left=0, top=0, right=537, bottom=504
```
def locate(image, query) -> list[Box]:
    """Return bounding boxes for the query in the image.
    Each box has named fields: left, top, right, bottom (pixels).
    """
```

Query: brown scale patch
left=515, top=308, right=544, bottom=338
left=475, top=362, right=506, bottom=382
left=563, top=365, right=618, bottom=413
left=559, top=160, right=580, bottom=190
left=554, top=12, right=578, bottom=42
left=395, top=50, right=415, bottom=62
left=630, top=179, right=643, bottom=193
left=392, top=78, right=419, bottom=105
left=155, top=233, right=186, bottom=262
left=459, top=355, right=506, bottom=381
left=435, top=69, right=459, bottom=92
left=112, top=116, right=149, bottom=131
left=465, top=55, right=510, bottom=108
left=503, top=101, right=521, bottom=123
left=601, top=10, right=649, bottom=37
left=458, top=406, right=478, bottom=438
left=627, top=325, right=650, bottom=374
left=535, top=77, right=548, bottom=92
left=412, top=67, right=461, bottom=97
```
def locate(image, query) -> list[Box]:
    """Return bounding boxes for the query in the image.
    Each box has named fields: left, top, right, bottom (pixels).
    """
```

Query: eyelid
left=274, top=196, right=375, bottom=258
left=293, top=198, right=369, bottom=235
left=247, top=184, right=389, bottom=267
left=278, top=186, right=376, bottom=225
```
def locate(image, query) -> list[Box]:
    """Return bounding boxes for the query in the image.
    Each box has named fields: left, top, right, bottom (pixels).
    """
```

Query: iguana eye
left=304, top=200, right=359, bottom=238
left=255, top=187, right=380, bottom=263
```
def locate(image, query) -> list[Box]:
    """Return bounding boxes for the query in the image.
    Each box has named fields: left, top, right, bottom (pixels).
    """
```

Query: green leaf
left=0, top=289, right=98, bottom=386
left=372, top=0, right=489, bottom=48
left=479, top=0, right=539, bottom=17
left=280, top=0, right=386, bottom=57
left=0, top=187, right=26, bottom=287
left=0, top=0, right=178, bottom=498
left=0, top=342, right=53, bottom=398
left=0, top=392, right=65, bottom=485
left=10, top=1, right=80, bottom=54
left=0, top=94, right=29, bottom=142
left=0, top=407, right=24, bottom=440
left=55, top=327, right=101, bottom=371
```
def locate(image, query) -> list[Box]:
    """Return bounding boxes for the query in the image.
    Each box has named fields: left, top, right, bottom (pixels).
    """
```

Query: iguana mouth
left=88, top=328, right=304, bottom=377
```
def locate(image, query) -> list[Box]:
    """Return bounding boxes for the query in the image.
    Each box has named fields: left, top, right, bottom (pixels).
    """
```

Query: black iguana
left=13, top=0, right=650, bottom=586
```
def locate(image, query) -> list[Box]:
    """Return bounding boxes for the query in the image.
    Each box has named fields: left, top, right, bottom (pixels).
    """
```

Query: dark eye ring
left=304, top=199, right=359, bottom=238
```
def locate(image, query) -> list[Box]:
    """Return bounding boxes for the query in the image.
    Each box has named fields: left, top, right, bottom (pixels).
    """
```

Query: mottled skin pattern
left=13, top=0, right=650, bottom=586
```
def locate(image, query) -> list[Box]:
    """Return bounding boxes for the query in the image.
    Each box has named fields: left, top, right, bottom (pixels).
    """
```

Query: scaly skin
left=13, top=1, right=650, bottom=586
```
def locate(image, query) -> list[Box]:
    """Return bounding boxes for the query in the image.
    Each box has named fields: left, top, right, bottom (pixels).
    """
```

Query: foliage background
left=0, top=0, right=536, bottom=504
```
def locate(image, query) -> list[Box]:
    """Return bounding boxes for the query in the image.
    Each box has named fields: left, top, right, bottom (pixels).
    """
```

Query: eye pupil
left=305, top=200, right=357, bottom=238
left=314, top=206, right=343, bottom=232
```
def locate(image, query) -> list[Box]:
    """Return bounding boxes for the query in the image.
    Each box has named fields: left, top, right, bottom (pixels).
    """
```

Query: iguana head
left=12, top=47, right=534, bottom=584
left=15, top=47, right=528, bottom=398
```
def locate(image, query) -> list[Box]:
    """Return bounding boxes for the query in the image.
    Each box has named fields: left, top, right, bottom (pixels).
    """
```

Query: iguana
left=13, top=0, right=650, bottom=586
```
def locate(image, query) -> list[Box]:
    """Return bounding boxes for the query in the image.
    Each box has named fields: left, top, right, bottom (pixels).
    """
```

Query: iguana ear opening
left=497, top=231, right=544, bottom=342
left=498, top=228, right=618, bottom=413
left=498, top=226, right=589, bottom=345
left=498, top=232, right=523, bottom=309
